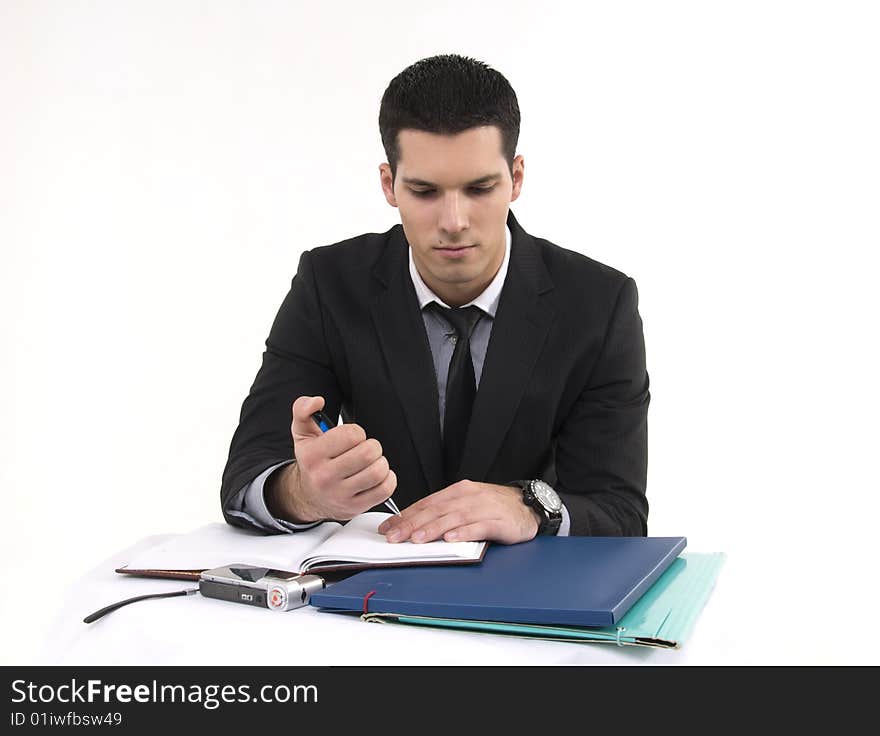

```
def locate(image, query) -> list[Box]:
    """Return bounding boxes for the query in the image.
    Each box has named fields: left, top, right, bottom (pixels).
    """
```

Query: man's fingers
left=442, top=521, right=493, bottom=543
left=292, top=394, right=369, bottom=459
left=332, top=437, right=383, bottom=478
left=383, top=503, right=466, bottom=543
left=313, top=424, right=369, bottom=458
left=340, top=454, right=392, bottom=495
left=379, top=487, right=460, bottom=539
left=383, top=484, right=462, bottom=524
left=395, top=496, right=459, bottom=532
left=313, top=469, right=397, bottom=521
left=384, top=517, right=414, bottom=543
left=291, top=396, right=368, bottom=451
left=349, top=470, right=398, bottom=515
left=408, top=510, right=472, bottom=544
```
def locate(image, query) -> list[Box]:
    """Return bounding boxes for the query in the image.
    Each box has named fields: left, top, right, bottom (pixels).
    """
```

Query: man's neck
left=427, top=276, right=495, bottom=308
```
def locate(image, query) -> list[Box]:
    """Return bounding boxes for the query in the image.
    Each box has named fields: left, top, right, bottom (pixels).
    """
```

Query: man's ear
left=510, top=154, right=524, bottom=203
left=379, top=163, right=398, bottom=208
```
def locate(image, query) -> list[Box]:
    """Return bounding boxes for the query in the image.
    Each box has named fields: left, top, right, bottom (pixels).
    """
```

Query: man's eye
left=409, top=186, right=495, bottom=198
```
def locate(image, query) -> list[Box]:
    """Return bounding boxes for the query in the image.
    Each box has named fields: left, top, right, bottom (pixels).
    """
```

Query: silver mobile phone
left=199, top=564, right=325, bottom=612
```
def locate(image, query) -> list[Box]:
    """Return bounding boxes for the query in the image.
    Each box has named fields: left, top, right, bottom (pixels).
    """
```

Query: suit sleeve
left=554, top=276, right=650, bottom=536
left=219, top=250, right=343, bottom=532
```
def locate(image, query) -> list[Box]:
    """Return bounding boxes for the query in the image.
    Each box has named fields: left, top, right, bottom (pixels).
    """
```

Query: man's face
left=380, top=126, right=524, bottom=307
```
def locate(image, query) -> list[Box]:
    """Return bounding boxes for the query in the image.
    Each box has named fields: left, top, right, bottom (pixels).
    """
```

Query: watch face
left=532, top=480, right=562, bottom=512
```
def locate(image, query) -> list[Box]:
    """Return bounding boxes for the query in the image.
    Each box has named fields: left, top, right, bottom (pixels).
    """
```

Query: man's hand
left=377, top=481, right=540, bottom=545
left=266, top=396, right=397, bottom=523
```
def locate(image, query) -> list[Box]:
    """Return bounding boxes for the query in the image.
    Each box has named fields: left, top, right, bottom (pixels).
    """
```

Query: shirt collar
left=408, top=224, right=511, bottom=318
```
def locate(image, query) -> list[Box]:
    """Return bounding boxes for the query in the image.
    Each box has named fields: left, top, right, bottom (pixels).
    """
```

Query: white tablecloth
left=39, top=534, right=733, bottom=665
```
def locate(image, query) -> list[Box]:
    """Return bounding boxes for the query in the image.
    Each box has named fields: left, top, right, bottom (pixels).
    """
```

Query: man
left=221, top=54, right=649, bottom=544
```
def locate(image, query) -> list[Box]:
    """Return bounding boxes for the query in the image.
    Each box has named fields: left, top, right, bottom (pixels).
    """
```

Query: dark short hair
left=379, top=54, right=521, bottom=183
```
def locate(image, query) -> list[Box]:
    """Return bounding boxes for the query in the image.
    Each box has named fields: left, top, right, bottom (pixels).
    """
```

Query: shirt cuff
left=556, top=503, right=571, bottom=536
left=228, top=460, right=322, bottom=533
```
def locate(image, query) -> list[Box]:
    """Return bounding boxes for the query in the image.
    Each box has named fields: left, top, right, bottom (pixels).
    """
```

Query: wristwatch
left=508, top=479, right=562, bottom=535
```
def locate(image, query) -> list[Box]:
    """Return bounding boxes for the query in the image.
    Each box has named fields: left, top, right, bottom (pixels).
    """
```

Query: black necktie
left=428, top=303, right=484, bottom=484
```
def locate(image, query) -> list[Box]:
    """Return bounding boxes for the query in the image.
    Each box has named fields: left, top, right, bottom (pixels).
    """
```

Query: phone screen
left=263, top=569, right=300, bottom=580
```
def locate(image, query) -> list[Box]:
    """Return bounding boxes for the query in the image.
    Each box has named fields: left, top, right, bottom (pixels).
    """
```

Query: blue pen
left=311, top=410, right=401, bottom=516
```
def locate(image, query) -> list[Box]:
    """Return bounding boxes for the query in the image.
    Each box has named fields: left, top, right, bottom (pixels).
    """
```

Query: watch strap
left=507, top=479, right=562, bottom=535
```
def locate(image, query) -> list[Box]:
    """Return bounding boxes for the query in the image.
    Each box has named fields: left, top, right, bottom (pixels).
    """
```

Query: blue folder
left=310, top=535, right=687, bottom=627
left=363, top=553, right=725, bottom=649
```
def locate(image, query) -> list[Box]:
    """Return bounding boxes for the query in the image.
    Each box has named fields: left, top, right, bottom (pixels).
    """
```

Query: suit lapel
left=370, top=226, right=446, bottom=492
left=458, top=211, right=556, bottom=482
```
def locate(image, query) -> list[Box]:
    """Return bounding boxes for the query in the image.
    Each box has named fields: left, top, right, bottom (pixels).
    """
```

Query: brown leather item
left=115, top=567, right=203, bottom=581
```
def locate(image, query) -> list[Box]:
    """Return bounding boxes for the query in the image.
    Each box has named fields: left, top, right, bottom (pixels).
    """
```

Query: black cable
left=83, top=588, right=199, bottom=624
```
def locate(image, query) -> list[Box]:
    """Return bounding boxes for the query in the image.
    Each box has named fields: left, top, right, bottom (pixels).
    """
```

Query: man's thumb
left=291, top=395, right=325, bottom=436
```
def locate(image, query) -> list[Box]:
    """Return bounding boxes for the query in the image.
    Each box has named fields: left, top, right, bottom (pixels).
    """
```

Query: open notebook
left=116, top=512, right=487, bottom=580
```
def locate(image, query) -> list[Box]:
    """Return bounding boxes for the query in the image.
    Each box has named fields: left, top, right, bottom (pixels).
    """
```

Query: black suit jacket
left=221, top=210, right=649, bottom=536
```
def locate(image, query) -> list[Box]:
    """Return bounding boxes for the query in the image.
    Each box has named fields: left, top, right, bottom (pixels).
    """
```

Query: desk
left=39, top=534, right=732, bottom=665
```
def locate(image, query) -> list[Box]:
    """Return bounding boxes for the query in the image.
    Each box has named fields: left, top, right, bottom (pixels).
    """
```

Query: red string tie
left=362, top=589, right=377, bottom=614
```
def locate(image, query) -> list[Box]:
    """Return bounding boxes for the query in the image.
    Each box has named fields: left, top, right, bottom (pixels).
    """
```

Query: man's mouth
left=434, top=244, right=476, bottom=259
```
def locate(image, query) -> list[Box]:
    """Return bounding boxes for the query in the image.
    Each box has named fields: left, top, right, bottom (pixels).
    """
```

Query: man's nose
left=438, top=191, right=469, bottom=235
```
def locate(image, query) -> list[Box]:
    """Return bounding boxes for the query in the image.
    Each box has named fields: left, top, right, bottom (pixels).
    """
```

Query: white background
left=2, top=1, right=878, bottom=664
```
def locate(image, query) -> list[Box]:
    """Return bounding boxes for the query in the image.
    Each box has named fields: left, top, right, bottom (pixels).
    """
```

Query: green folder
left=362, top=552, right=725, bottom=649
